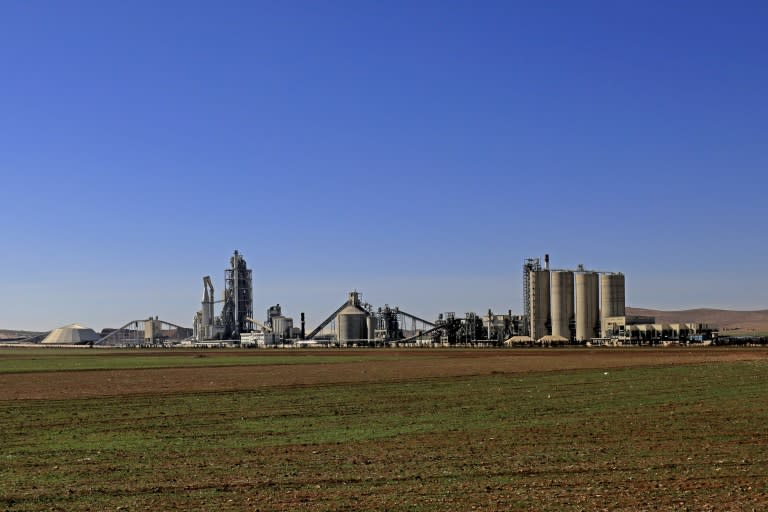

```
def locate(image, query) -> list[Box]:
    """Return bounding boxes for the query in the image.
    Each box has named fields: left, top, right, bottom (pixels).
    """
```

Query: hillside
left=627, top=308, right=768, bottom=335
left=0, top=330, right=45, bottom=340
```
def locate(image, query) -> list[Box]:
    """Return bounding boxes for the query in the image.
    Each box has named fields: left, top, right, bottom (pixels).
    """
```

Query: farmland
left=1, top=348, right=767, bottom=510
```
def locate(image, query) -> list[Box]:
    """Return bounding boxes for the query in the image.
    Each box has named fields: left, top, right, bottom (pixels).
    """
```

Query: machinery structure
left=185, top=249, right=716, bottom=348
left=97, top=317, right=193, bottom=346
left=194, top=250, right=253, bottom=341
left=302, top=292, right=525, bottom=347
left=305, top=291, right=435, bottom=346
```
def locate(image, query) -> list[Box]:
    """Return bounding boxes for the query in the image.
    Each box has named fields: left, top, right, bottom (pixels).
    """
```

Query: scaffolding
left=222, top=250, right=253, bottom=339
left=522, top=258, right=540, bottom=336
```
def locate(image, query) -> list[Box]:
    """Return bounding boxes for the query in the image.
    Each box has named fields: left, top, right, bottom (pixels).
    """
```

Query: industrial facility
left=193, top=250, right=253, bottom=341
left=7, top=249, right=717, bottom=349
left=186, top=251, right=713, bottom=347
left=192, top=252, right=527, bottom=346
left=523, top=254, right=625, bottom=342
left=522, top=254, right=715, bottom=346
left=186, top=250, right=716, bottom=347
left=15, top=318, right=193, bottom=347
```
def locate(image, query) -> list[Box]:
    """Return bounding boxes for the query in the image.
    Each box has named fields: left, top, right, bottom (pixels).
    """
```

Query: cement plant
left=7, top=250, right=726, bottom=348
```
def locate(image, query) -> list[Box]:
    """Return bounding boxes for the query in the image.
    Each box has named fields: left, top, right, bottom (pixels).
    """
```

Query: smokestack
left=544, top=254, right=550, bottom=270
left=300, top=312, right=306, bottom=340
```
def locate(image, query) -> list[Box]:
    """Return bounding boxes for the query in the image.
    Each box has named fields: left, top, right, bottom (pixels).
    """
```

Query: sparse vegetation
left=0, top=350, right=392, bottom=373
left=1, top=351, right=767, bottom=510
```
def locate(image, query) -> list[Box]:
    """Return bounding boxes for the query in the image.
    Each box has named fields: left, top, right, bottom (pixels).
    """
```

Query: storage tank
left=337, top=305, right=367, bottom=342
left=272, top=316, right=294, bottom=339
left=367, top=315, right=376, bottom=343
left=529, top=269, right=550, bottom=340
left=272, top=316, right=286, bottom=338
left=551, top=271, right=574, bottom=341
left=600, top=273, right=626, bottom=337
left=575, top=272, right=599, bottom=342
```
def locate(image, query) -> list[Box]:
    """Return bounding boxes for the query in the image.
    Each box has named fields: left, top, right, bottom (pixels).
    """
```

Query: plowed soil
left=2, top=348, right=767, bottom=511
left=1, top=348, right=765, bottom=400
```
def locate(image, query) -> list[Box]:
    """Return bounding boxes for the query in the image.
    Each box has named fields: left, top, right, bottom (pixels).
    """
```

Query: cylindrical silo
left=529, top=269, right=550, bottom=340
left=337, top=305, right=367, bottom=343
left=272, top=316, right=290, bottom=339
left=367, top=315, right=376, bottom=343
left=575, top=272, right=599, bottom=342
left=600, top=273, right=626, bottom=337
left=282, top=317, right=294, bottom=338
left=551, top=271, right=574, bottom=341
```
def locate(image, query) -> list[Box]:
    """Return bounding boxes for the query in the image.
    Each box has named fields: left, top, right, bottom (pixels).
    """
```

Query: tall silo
left=551, top=271, right=574, bottom=341
left=367, top=315, right=376, bottom=343
left=600, top=273, right=626, bottom=337
left=272, top=316, right=294, bottom=339
left=575, top=272, right=599, bottom=342
left=337, top=304, right=367, bottom=343
left=529, top=269, right=551, bottom=340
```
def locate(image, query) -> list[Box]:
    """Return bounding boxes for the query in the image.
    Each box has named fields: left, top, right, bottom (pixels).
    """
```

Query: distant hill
left=0, top=329, right=45, bottom=340
left=627, top=308, right=768, bottom=335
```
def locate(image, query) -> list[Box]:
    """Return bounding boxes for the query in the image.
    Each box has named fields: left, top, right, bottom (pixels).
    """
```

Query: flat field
left=1, top=348, right=767, bottom=511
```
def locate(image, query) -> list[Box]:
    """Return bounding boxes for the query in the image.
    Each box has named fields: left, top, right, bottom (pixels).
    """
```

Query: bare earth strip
left=2, top=348, right=765, bottom=400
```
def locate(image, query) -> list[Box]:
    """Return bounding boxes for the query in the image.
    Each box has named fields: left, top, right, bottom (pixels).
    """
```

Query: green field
left=2, top=359, right=767, bottom=510
left=0, top=350, right=392, bottom=373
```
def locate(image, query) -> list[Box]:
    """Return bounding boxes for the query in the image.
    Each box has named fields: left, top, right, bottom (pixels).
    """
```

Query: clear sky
left=1, top=1, right=767, bottom=331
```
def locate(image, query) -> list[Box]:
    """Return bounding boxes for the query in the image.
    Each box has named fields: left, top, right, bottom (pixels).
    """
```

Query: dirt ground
left=2, top=348, right=766, bottom=401
left=3, top=348, right=768, bottom=510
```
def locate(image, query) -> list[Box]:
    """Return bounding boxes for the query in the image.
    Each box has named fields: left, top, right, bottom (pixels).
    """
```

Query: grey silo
left=551, top=271, right=574, bottom=340
left=529, top=269, right=551, bottom=340
left=575, top=272, right=599, bottom=341
left=367, top=315, right=376, bottom=342
left=337, top=304, right=368, bottom=342
left=600, top=273, right=626, bottom=337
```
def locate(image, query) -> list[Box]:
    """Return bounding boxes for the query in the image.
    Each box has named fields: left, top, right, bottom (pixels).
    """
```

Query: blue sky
left=1, top=1, right=767, bottom=331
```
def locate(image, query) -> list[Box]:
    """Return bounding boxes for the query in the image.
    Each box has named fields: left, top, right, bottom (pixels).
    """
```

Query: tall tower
left=223, top=250, right=253, bottom=339
left=551, top=270, right=574, bottom=340
left=575, top=271, right=599, bottom=341
left=600, top=273, right=625, bottom=337
left=523, top=256, right=551, bottom=340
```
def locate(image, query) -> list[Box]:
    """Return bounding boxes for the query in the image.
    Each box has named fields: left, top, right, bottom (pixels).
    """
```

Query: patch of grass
left=1, top=361, right=767, bottom=510
left=0, top=351, right=394, bottom=373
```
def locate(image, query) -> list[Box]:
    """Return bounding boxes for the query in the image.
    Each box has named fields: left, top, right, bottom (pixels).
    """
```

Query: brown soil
left=2, top=348, right=766, bottom=401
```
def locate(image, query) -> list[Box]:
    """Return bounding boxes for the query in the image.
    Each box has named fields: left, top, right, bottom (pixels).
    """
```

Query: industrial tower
left=194, top=250, right=254, bottom=341
left=222, top=250, right=253, bottom=339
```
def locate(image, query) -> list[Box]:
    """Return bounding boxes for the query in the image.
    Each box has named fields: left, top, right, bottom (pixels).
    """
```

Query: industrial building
left=193, top=250, right=254, bottom=341
left=188, top=249, right=716, bottom=347
left=305, top=291, right=434, bottom=346
left=523, top=255, right=625, bottom=343
left=523, top=255, right=715, bottom=345
left=601, top=316, right=715, bottom=345
left=29, top=318, right=193, bottom=346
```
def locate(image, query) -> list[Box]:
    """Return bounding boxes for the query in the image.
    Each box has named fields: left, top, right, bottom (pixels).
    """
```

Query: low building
left=240, top=332, right=280, bottom=347
left=602, top=316, right=715, bottom=344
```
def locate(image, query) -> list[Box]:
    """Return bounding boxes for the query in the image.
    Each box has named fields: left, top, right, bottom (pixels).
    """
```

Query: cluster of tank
left=526, top=255, right=625, bottom=342
left=192, top=250, right=630, bottom=347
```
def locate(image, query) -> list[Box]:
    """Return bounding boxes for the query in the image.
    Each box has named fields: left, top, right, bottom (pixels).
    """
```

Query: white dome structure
left=41, top=324, right=100, bottom=345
